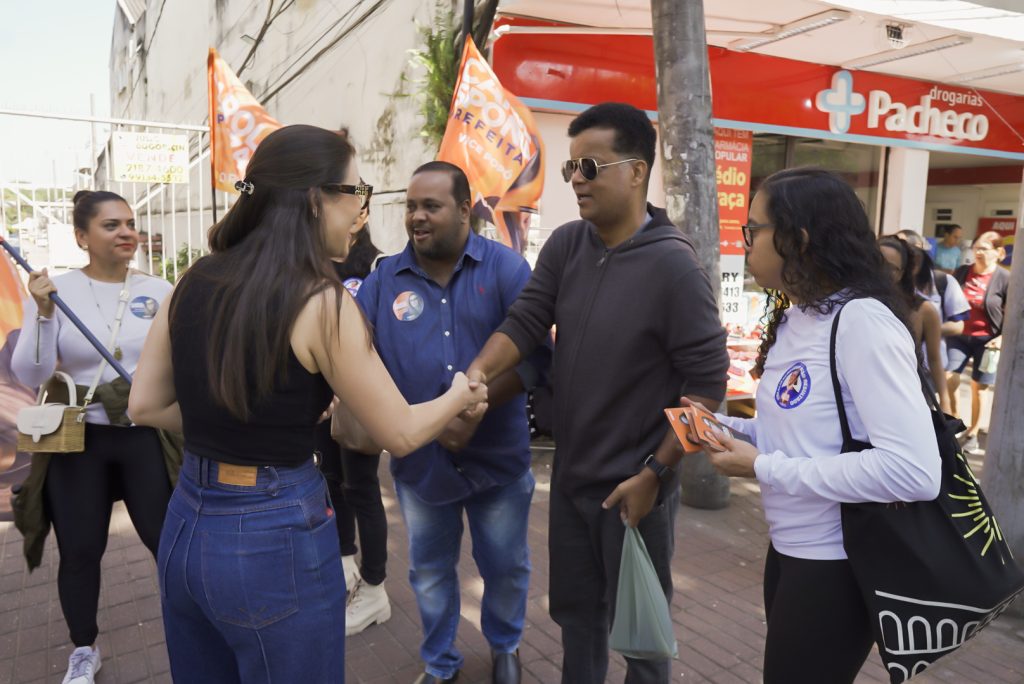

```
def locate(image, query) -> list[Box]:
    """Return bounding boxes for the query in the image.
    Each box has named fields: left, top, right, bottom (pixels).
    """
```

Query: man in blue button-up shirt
left=356, top=161, right=548, bottom=684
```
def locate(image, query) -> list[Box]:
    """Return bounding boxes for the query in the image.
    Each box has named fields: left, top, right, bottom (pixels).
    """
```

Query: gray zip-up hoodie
left=498, top=204, right=729, bottom=499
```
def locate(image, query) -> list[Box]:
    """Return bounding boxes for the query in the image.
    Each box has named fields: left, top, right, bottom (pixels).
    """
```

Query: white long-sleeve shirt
left=11, top=269, right=172, bottom=424
left=717, top=298, right=941, bottom=560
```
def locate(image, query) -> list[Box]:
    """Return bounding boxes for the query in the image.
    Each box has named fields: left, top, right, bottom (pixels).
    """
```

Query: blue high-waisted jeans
left=159, top=451, right=346, bottom=683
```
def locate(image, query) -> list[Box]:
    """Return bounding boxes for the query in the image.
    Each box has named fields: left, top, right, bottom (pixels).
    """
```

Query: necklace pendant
left=114, top=346, right=123, bottom=361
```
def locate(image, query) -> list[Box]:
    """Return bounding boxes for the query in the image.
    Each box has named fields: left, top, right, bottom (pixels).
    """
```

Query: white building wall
left=924, top=183, right=1020, bottom=240
left=109, top=0, right=442, bottom=257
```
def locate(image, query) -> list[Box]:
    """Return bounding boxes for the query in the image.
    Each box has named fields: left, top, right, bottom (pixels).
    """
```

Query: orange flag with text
left=437, top=37, right=544, bottom=253
left=207, top=48, right=282, bottom=194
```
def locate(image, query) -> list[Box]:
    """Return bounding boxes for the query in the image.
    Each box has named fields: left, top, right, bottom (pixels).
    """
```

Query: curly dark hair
left=753, top=167, right=911, bottom=376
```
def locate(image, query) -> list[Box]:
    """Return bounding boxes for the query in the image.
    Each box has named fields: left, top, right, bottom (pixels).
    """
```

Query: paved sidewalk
left=1, top=447, right=1022, bottom=683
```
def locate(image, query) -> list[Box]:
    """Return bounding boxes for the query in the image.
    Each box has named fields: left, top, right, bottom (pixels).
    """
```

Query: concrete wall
left=924, top=183, right=1020, bottom=240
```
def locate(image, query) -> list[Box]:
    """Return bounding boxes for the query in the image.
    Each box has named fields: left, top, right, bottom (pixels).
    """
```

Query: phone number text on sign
left=112, top=132, right=189, bottom=184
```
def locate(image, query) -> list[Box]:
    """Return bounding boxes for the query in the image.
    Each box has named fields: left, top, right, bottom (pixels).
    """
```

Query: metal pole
left=210, top=130, right=219, bottom=225
left=196, top=135, right=206, bottom=255
left=90, top=95, right=98, bottom=190
left=0, top=107, right=208, bottom=132
left=462, top=0, right=474, bottom=52
left=0, top=239, right=132, bottom=383
left=146, top=188, right=154, bottom=276
left=131, top=125, right=143, bottom=272
left=171, top=174, right=178, bottom=281
left=160, top=189, right=167, bottom=280
left=186, top=132, right=193, bottom=267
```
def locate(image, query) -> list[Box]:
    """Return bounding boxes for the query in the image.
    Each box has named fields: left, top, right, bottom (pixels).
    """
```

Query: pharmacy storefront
left=492, top=19, right=1023, bottom=395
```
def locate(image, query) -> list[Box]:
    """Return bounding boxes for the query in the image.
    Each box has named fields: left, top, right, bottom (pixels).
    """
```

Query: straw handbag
left=16, top=371, right=86, bottom=453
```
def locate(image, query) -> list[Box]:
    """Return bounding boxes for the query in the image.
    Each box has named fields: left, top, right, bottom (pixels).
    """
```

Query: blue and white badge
left=130, top=296, right=159, bottom=319
left=392, top=291, right=424, bottom=321
left=343, top=277, right=363, bottom=298
left=774, top=362, right=811, bottom=409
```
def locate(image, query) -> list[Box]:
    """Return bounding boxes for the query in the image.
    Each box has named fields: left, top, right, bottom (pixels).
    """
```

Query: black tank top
left=169, top=257, right=333, bottom=467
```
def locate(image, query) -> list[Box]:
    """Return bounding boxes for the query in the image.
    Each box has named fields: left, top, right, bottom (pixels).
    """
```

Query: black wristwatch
left=642, top=454, right=674, bottom=481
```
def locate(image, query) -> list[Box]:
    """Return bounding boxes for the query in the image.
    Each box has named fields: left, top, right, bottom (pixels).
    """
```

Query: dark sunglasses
left=323, top=182, right=373, bottom=210
left=561, top=157, right=639, bottom=183
left=741, top=222, right=771, bottom=247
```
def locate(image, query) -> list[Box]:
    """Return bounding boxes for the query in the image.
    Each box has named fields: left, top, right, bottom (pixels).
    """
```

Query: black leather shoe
left=412, top=672, right=458, bottom=684
left=492, top=650, right=521, bottom=684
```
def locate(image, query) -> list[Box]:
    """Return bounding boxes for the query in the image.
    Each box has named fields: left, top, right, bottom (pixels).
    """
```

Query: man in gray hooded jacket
left=468, top=102, right=729, bottom=683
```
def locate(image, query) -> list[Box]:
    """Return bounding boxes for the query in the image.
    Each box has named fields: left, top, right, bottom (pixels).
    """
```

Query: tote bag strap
left=827, top=305, right=855, bottom=449
left=829, top=300, right=941, bottom=451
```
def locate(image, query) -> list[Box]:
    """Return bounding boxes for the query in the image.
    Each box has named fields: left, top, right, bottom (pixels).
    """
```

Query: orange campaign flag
left=437, top=37, right=544, bottom=253
left=207, top=48, right=282, bottom=194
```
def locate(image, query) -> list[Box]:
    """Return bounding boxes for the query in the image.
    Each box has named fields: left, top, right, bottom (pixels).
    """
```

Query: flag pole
left=210, top=162, right=219, bottom=224
left=208, top=48, right=220, bottom=225
left=0, top=240, right=133, bottom=384
left=462, top=0, right=473, bottom=53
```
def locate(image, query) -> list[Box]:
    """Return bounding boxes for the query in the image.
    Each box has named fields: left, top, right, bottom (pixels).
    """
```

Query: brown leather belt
left=216, top=462, right=259, bottom=486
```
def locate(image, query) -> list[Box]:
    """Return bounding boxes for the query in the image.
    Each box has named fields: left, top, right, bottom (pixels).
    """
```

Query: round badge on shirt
left=343, top=277, right=363, bottom=298
left=129, top=296, right=159, bottom=319
left=392, top=291, right=424, bottom=321
left=774, top=362, right=811, bottom=409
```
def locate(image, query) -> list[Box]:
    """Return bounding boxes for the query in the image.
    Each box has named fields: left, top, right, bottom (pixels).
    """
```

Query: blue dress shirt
left=357, top=231, right=548, bottom=505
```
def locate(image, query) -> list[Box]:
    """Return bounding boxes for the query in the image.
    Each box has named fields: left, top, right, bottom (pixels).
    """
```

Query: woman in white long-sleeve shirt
left=695, top=168, right=941, bottom=684
left=11, top=190, right=173, bottom=684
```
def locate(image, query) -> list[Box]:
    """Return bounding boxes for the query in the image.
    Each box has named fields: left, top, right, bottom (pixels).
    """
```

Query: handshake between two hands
left=455, top=369, right=489, bottom=420
left=441, top=369, right=489, bottom=453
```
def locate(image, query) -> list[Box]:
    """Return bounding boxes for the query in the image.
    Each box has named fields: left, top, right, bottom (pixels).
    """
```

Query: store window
left=751, top=134, right=883, bottom=232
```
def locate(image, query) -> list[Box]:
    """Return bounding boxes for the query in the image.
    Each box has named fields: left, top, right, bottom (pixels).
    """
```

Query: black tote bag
left=828, top=304, right=1024, bottom=684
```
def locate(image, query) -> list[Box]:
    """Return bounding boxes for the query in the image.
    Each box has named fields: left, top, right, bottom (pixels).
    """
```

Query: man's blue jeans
left=395, top=468, right=535, bottom=679
left=159, top=452, right=346, bottom=683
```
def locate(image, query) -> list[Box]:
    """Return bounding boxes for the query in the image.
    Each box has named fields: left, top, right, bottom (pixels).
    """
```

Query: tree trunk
left=652, top=0, right=730, bottom=510
left=980, top=173, right=1024, bottom=617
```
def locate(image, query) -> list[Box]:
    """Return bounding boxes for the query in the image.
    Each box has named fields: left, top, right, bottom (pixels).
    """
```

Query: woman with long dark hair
left=877, top=236, right=950, bottom=413
left=128, top=124, right=486, bottom=683
left=12, top=190, right=174, bottom=684
left=686, top=168, right=940, bottom=683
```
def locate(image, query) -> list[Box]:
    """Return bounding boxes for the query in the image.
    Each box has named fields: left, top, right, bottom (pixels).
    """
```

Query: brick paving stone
left=0, top=634, right=16, bottom=663
left=109, top=625, right=145, bottom=656
left=10, top=650, right=45, bottom=684
left=115, top=648, right=151, bottom=683
left=144, top=643, right=170, bottom=675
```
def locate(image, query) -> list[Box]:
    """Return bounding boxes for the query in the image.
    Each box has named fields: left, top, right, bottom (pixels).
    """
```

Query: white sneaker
left=341, top=554, right=360, bottom=596
left=63, top=645, right=101, bottom=684
left=345, top=580, right=391, bottom=636
left=961, top=435, right=983, bottom=455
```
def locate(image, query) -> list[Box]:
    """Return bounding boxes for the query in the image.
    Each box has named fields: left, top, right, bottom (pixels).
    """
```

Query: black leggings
left=44, top=424, right=172, bottom=647
left=763, top=545, right=875, bottom=684
left=314, top=421, right=388, bottom=585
